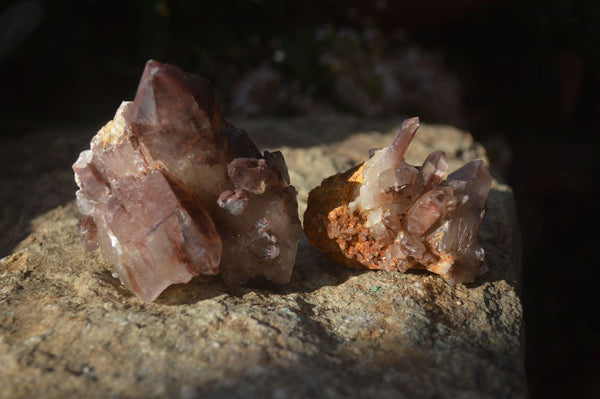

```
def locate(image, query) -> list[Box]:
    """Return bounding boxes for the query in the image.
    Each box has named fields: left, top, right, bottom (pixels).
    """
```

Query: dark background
left=1, top=0, right=599, bottom=397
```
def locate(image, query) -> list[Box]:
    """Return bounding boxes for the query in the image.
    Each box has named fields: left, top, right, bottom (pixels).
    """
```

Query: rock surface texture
left=0, top=116, right=525, bottom=398
left=73, top=61, right=302, bottom=302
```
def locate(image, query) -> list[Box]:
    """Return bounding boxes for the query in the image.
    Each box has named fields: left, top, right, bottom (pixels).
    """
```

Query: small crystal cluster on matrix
left=73, top=60, right=302, bottom=302
left=304, top=117, right=492, bottom=284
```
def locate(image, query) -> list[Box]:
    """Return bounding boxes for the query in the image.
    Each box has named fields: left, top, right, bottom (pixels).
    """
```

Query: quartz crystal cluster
left=304, top=117, right=492, bottom=284
left=73, top=60, right=302, bottom=302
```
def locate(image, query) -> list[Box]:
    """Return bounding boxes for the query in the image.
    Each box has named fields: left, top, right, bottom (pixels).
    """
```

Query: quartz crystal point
left=73, top=60, right=302, bottom=302
left=304, top=117, right=492, bottom=284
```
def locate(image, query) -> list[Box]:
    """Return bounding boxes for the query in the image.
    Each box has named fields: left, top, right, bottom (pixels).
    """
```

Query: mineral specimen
left=304, top=117, right=492, bottom=284
left=73, top=60, right=302, bottom=302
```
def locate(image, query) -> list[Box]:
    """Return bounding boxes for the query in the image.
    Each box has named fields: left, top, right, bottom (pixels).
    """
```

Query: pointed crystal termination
left=73, top=102, right=222, bottom=302
left=73, top=60, right=301, bottom=301
left=304, top=117, right=492, bottom=284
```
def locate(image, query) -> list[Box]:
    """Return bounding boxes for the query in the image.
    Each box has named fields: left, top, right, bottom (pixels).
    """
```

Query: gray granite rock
left=0, top=116, right=524, bottom=398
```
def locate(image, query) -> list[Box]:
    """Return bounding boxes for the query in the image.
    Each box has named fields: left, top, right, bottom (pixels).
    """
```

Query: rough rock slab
left=0, top=116, right=525, bottom=398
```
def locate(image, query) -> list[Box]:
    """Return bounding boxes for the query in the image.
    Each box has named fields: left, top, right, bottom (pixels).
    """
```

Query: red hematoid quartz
left=304, top=117, right=492, bottom=284
left=73, top=60, right=302, bottom=302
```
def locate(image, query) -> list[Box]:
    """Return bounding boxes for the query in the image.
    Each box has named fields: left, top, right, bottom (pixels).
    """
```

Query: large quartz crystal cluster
left=73, top=60, right=302, bottom=302
left=304, top=117, right=492, bottom=284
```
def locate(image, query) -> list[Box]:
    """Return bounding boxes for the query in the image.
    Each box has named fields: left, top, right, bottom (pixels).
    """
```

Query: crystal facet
left=74, top=61, right=302, bottom=302
left=304, top=117, right=492, bottom=284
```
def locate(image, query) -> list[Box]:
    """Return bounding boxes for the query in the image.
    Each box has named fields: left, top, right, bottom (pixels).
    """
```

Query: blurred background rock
left=0, top=0, right=598, bottom=397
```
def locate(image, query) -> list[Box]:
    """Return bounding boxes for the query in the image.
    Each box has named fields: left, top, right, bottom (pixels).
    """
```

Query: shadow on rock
left=0, top=128, right=92, bottom=257
left=470, top=186, right=521, bottom=291
left=155, top=275, right=228, bottom=305
left=156, top=235, right=367, bottom=306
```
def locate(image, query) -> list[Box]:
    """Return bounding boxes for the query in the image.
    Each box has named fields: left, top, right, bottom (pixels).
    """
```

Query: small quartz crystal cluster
left=304, top=117, right=492, bottom=284
left=73, top=60, right=302, bottom=302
